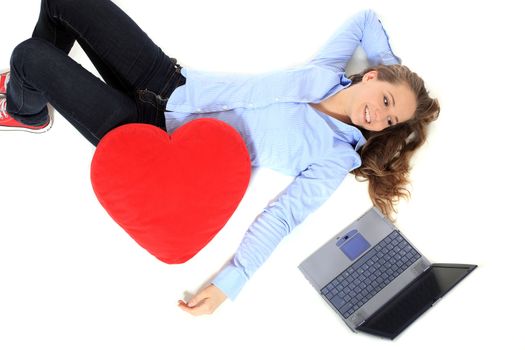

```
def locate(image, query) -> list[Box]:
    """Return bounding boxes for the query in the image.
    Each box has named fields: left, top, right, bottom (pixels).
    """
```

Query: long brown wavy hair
left=348, top=64, right=440, bottom=219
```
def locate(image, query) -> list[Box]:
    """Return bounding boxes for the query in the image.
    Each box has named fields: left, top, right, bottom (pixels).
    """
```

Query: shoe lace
left=0, top=98, right=8, bottom=120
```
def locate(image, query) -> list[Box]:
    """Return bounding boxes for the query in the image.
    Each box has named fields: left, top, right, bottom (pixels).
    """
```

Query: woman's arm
left=211, top=157, right=355, bottom=300
left=175, top=146, right=359, bottom=315
left=177, top=143, right=360, bottom=316
left=179, top=158, right=353, bottom=316
left=310, top=9, right=400, bottom=72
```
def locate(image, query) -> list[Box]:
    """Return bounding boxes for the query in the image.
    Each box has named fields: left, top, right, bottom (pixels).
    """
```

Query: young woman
left=0, top=0, right=440, bottom=316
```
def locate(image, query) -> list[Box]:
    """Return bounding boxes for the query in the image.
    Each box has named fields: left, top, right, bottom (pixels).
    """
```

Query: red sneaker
left=0, top=96, right=53, bottom=133
left=0, top=70, right=9, bottom=95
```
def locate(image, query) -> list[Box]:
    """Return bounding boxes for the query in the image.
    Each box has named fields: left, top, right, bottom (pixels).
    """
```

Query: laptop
left=298, top=207, right=476, bottom=339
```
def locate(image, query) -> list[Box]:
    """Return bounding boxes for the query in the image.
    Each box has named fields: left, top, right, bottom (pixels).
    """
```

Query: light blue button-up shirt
left=164, top=9, right=399, bottom=299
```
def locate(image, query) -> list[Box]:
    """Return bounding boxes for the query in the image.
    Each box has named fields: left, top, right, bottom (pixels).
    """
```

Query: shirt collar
left=341, top=73, right=352, bottom=87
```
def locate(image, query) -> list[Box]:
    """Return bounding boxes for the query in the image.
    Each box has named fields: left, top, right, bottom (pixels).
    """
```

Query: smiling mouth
left=365, top=105, right=371, bottom=124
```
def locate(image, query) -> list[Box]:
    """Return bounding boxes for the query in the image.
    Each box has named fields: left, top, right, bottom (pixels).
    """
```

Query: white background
left=1, top=0, right=524, bottom=349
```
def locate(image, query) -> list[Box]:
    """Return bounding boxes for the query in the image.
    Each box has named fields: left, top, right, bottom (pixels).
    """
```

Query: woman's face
left=347, top=71, right=417, bottom=132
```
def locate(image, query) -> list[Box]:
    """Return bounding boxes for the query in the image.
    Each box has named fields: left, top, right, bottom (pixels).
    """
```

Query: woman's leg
left=32, top=0, right=177, bottom=96
left=6, top=0, right=184, bottom=143
left=7, top=38, right=139, bottom=146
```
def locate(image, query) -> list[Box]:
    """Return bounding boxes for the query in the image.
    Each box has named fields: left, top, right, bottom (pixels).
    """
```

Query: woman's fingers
left=178, top=284, right=227, bottom=316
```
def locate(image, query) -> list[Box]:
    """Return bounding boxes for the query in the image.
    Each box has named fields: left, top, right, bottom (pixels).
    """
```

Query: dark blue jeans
left=6, top=0, right=185, bottom=146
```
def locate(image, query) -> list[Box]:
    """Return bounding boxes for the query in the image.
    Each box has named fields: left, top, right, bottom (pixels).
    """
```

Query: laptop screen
left=356, top=264, right=476, bottom=339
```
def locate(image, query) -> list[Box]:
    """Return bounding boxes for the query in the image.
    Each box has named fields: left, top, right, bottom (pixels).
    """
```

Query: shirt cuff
left=212, top=263, right=249, bottom=300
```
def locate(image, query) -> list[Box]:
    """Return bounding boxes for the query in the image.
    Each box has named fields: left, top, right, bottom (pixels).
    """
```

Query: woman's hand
left=178, top=284, right=227, bottom=316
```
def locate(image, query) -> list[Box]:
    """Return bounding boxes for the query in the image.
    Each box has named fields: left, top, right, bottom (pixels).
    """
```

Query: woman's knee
left=10, top=38, right=57, bottom=73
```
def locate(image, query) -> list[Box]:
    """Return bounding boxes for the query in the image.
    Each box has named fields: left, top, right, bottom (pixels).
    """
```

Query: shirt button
left=196, top=108, right=203, bottom=112
left=248, top=103, right=254, bottom=108
left=274, top=98, right=280, bottom=102
left=222, top=105, right=229, bottom=110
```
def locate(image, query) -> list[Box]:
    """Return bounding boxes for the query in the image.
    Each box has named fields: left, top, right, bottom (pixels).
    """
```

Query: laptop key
left=329, top=294, right=346, bottom=309
left=321, top=230, right=421, bottom=316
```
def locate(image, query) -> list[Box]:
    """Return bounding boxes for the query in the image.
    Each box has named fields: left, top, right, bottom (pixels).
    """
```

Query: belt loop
left=170, top=57, right=182, bottom=74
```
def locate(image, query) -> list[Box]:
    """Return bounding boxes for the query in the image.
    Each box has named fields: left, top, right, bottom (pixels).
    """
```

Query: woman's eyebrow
left=388, top=91, right=399, bottom=123
left=388, top=91, right=396, bottom=107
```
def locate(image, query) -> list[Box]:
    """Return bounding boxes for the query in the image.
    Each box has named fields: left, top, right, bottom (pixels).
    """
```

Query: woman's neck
left=309, top=88, right=352, bottom=125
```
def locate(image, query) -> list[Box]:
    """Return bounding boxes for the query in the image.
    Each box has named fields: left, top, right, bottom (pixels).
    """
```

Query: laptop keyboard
left=321, top=230, right=421, bottom=319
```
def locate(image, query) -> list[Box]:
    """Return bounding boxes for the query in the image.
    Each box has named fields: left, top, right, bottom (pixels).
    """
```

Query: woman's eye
left=383, top=96, right=389, bottom=106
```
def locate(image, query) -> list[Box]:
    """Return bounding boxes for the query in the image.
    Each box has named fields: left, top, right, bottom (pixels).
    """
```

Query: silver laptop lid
left=299, top=207, right=431, bottom=331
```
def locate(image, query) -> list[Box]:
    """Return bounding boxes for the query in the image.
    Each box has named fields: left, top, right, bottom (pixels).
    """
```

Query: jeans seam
left=42, top=0, right=57, bottom=45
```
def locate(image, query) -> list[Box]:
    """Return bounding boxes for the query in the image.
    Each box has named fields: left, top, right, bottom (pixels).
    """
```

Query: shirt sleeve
left=212, top=151, right=360, bottom=300
left=309, top=9, right=400, bottom=72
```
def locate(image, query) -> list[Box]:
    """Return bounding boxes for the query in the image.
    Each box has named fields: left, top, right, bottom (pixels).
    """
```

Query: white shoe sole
left=0, top=104, right=55, bottom=134
left=0, top=115, right=53, bottom=133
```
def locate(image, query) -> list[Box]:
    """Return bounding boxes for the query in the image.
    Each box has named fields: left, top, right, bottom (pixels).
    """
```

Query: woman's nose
left=374, top=108, right=388, bottom=123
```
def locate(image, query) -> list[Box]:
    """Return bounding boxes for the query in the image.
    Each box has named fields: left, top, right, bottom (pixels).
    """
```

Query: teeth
left=365, top=106, right=371, bottom=123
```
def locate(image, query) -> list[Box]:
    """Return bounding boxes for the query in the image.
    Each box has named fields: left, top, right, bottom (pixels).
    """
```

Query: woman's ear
left=363, top=70, right=378, bottom=82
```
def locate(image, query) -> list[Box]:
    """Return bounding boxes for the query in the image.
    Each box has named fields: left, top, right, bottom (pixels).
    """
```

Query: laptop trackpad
left=337, top=231, right=371, bottom=261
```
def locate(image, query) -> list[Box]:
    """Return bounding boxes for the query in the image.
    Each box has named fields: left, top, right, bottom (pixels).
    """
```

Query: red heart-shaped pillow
left=90, top=119, right=251, bottom=264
